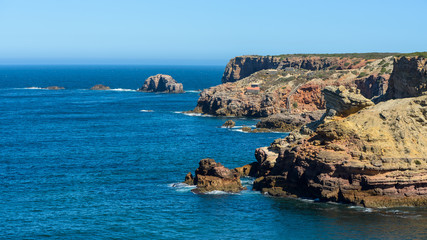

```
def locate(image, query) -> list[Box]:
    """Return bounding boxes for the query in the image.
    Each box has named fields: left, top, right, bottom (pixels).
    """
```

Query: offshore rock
left=45, top=86, right=65, bottom=90
left=184, top=158, right=246, bottom=193
left=138, top=74, right=184, bottom=93
left=90, top=84, right=110, bottom=90
left=222, top=120, right=236, bottom=128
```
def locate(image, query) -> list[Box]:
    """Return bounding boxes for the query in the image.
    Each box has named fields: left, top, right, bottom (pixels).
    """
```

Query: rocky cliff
left=222, top=55, right=383, bottom=83
left=386, top=56, right=427, bottom=99
left=192, top=56, right=392, bottom=118
left=138, top=74, right=184, bottom=93
left=249, top=56, right=427, bottom=207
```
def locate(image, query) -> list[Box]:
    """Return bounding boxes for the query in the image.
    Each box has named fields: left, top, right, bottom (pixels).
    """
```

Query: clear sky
left=0, top=0, right=426, bottom=65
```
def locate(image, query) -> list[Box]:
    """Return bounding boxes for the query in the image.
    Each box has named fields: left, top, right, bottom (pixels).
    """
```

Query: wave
left=169, top=182, right=196, bottom=192
left=231, top=129, right=250, bottom=133
left=204, top=190, right=238, bottom=195
left=173, top=111, right=214, bottom=117
left=108, top=88, right=136, bottom=92
left=140, top=109, right=154, bottom=112
left=185, top=90, right=202, bottom=93
left=348, top=205, right=374, bottom=212
left=22, top=87, right=45, bottom=90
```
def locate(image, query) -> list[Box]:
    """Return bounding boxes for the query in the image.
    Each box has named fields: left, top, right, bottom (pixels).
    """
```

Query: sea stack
left=138, top=74, right=184, bottom=93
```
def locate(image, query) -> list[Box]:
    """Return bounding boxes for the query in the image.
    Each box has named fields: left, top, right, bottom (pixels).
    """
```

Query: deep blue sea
left=0, top=65, right=426, bottom=239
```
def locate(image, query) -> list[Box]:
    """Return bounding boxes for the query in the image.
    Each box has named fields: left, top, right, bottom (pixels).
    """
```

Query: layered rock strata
left=138, top=74, right=184, bottom=93
left=222, top=55, right=375, bottom=83
left=250, top=57, right=427, bottom=207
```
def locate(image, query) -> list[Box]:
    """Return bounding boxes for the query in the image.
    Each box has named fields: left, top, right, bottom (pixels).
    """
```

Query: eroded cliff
left=250, top=56, right=427, bottom=207
left=192, top=56, right=393, bottom=118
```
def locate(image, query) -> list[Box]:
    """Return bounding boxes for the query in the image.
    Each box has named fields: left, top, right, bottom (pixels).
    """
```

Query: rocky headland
left=138, top=74, right=184, bottom=93
left=185, top=54, right=427, bottom=207
left=191, top=54, right=393, bottom=127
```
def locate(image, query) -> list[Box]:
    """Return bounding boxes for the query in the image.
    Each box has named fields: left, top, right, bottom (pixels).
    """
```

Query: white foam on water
left=169, top=182, right=196, bottom=192
left=204, top=190, right=237, bottom=195
left=173, top=111, right=214, bottom=117
left=109, top=88, right=136, bottom=92
left=231, top=129, right=248, bottom=133
left=140, top=110, right=154, bottom=112
left=23, top=87, right=44, bottom=90
left=185, top=90, right=202, bottom=93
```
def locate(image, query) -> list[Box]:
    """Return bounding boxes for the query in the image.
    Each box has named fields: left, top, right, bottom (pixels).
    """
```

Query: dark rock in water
left=241, top=126, right=252, bottom=132
left=90, top=84, right=110, bottom=90
left=184, top=158, right=246, bottom=193
left=222, top=120, right=235, bottom=128
left=138, top=74, right=184, bottom=93
left=183, top=172, right=194, bottom=185
left=45, top=86, right=65, bottom=90
left=256, top=110, right=324, bottom=132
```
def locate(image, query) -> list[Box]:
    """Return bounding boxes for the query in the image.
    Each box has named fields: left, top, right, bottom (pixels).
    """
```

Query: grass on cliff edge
left=274, top=52, right=427, bottom=59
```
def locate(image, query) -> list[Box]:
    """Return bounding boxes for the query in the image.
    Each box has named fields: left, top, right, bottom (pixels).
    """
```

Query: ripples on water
left=0, top=66, right=426, bottom=239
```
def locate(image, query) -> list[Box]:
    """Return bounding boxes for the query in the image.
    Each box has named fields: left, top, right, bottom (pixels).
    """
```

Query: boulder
left=184, top=158, right=246, bottom=193
left=138, top=74, right=184, bottom=93
left=90, top=84, right=110, bottom=90
left=322, top=86, right=374, bottom=117
left=222, top=120, right=235, bottom=128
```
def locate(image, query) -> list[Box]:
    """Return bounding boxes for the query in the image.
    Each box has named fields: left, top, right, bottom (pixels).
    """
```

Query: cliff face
left=192, top=57, right=392, bottom=117
left=386, top=56, right=427, bottom=99
left=222, top=55, right=372, bottom=83
left=250, top=57, right=427, bottom=207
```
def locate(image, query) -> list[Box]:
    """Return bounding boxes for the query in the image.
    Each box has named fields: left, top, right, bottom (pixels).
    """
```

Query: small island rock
left=138, top=74, right=184, bottom=93
left=90, top=84, right=110, bottom=90
left=184, top=158, right=246, bottom=193
left=45, top=86, right=65, bottom=90
left=222, top=120, right=236, bottom=128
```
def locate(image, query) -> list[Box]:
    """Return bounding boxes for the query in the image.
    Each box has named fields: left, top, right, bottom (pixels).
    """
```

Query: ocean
left=0, top=65, right=426, bottom=239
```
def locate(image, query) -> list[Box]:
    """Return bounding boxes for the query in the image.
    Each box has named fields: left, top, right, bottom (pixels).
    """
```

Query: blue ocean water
left=0, top=65, right=426, bottom=240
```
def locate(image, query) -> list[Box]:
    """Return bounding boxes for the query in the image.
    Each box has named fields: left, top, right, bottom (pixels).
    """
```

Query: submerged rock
left=90, top=84, right=110, bottom=90
left=45, top=86, right=65, bottom=90
left=184, top=158, right=246, bottom=193
left=138, top=74, right=184, bottom=93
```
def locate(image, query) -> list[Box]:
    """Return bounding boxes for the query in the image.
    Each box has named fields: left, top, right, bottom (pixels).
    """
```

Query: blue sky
left=0, top=0, right=426, bottom=65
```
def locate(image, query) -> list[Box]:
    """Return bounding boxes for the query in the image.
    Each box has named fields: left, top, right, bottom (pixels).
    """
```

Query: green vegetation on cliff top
left=274, top=52, right=427, bottom=59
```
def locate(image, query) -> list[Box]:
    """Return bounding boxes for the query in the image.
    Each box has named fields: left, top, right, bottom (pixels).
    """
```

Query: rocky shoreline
left=184, top=54, right=427, bottom=208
